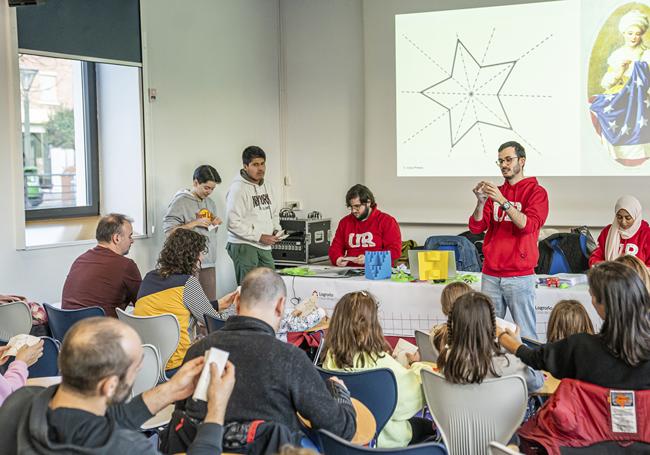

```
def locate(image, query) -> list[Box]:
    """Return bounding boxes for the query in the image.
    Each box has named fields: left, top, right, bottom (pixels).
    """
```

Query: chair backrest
left=28, top=336, right=60, bottom=378
left=131, top=344, right=162, bottom=397
left=44, top=303, right=105, bottom=342
left=116, top=308, right=180, bottom=381
left=414, top=329, right=438, bottom=362
left=421, top=369, right=527, bottom=455
left=0, top=301, right=33, bottom=341
left=312, top=330, right=325, bottom=366
left=203, top=313, right=226, bottom=333
left=318, top=429, right=447, bottom=455
left=317, top=367, right=398, bottom=440
left=489, top=442, right=521, bottom=455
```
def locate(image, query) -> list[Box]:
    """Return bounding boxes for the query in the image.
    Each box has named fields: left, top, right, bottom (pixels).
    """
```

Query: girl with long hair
left=546, top=300, right=595, bottom=344
left=322, top=291, right=435, bottom=448
left=438, top=292, right=543, bottom=392
left=430, top=281, right=472, bottom=353
left=499, top=261, right=650, bottom=388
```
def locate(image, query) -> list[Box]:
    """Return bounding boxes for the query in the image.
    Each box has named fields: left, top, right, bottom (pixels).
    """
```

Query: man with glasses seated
left=468, top=141, right=549, bottom=339
left=329, top=184, right=402, bottom=267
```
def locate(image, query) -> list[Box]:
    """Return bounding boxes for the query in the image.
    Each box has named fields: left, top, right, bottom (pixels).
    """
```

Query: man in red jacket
left=469, top=141, right=549, bottom=339
left=329, top=184, right=402, bottom=267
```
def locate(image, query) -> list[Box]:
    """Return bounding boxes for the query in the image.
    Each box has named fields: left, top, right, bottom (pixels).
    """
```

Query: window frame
left=23, top=58, right=100, bottom=221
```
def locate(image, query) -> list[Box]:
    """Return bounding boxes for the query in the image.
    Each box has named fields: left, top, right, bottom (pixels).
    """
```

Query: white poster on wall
left=396, top=0, right=650, bottom=177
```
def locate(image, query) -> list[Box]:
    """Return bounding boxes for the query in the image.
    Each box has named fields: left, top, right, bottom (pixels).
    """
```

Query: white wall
left=139, top=0, right=281, bottom=295
left=97, top=63, right=146, bottom=235
left=279, top=0, right=365, bottom=230
left=0, top=0, right=281, bottom=300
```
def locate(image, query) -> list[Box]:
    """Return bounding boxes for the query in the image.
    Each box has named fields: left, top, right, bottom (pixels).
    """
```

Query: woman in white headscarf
left=590, top=195, right=650, bottom=267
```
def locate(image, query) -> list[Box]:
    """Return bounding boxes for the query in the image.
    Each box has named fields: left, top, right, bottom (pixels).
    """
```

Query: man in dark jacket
left=166, top=267, right=356, bottom=451
left=0, top=317, right=235, bottom=455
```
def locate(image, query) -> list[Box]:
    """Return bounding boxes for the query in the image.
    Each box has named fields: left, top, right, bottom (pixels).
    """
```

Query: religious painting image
left=589, top=3, right=650, bottom=167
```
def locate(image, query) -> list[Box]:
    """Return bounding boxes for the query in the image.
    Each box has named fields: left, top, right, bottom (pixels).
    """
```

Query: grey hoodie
left=163, top=189, right=219, bottom=267
left=225, top=170, right=281, bottom=250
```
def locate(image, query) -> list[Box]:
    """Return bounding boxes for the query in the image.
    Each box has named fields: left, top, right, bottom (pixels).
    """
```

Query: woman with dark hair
left=438, top=292, right=543, bottom=392
left=163, top=165, right=223, bottom=300
left=322, top=291, right=435, bottom=448
left=135, top=228, right=236, bottom=375
left=499, top=261, right=650, bottom=388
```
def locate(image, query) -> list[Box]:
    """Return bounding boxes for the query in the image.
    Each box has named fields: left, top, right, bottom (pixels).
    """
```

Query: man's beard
left=354, top=207, right=371, bottom=221
left=503, top=163, right=521, bottom=181
left=109, top=380, right=134, bottom=405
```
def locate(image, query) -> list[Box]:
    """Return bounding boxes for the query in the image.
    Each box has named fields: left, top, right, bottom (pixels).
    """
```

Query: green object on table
left=391, top=270, right=415, bottom=282
left=279, top=267, right=316, bottom=276
left=435, top=273, right=480, bottom=285
left=559, top=283, right=569, bottom=289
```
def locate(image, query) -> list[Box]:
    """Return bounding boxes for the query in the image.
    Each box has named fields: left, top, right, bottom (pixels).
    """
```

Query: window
left=19, top=54, right=99, bottom=220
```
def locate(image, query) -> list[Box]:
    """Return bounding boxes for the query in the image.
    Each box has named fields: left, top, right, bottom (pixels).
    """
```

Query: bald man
left=0, top=317, right=235, bottom=455
left=166, top=268, right=356, bottom=452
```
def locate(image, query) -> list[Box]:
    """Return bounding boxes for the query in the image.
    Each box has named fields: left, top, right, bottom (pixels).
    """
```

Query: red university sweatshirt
left=329, top=207, right=402, bottom=266
left=589, top=220, right=650, bottom=267
left=468, top=177, right=549, bottom=277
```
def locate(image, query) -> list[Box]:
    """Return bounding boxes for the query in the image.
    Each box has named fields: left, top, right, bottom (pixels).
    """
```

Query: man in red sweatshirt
left=469, top=141, right=549, bottom=339
left=329, top=184, right=402, bottom=267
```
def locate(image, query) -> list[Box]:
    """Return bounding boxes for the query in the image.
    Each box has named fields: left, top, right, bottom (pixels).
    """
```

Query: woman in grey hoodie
left=163, top=165, right=222, bottom=300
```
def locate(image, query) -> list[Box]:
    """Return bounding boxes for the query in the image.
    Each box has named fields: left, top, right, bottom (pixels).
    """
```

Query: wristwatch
left=500, top=201, right=512, bottom=211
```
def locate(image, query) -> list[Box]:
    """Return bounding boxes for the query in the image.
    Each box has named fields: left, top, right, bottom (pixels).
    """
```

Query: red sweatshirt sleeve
left=382, top=216, right=403, bottom=265
left=468, top=202, right=492, bottom=234
left=329, top=219, right=347, bottom=265
left=589, top=225, right=609, bottom=267
left=518, top=186, right=549, bottom=234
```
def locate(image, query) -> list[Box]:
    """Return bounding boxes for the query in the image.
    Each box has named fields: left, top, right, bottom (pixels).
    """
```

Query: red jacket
left=519, top=379, right=650, bottom=455
left=589, top=220, right=650, bottom=267
left=468, top=177, right=548, bottom=277
left=329, top=208, right=402, bottom=266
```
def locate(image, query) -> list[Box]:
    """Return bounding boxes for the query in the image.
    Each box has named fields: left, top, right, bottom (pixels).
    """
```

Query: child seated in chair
left=546, top=300, right=594, bottom=343
left=430, top=282, right=472, bottom=353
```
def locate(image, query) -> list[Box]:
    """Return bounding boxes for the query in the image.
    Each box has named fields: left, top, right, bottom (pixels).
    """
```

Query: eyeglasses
left=347, top=203, right=366, bottom=211
left=495, top=156, right=520, bottom=166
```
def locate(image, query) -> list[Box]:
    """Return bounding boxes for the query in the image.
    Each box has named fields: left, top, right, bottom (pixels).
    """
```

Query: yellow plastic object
left=417, top=250, right=452, bottom=280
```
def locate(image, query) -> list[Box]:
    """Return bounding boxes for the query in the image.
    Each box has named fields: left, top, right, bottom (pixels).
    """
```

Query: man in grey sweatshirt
left=225, top=146, right=282, bottom=284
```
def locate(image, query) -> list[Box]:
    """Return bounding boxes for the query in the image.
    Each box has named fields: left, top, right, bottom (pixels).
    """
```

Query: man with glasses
left=329, top=184, right=402, bottom=267
left=469, top=141, right=549, bottom=339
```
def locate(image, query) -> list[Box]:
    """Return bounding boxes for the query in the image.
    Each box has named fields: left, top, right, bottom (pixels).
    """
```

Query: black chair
left=203, top=313, right=226, bottom=333
left=318, top=429, right=447, bottom=455
left=317, top=367, right=398, bottom=445
left=44, top=304, right=105, bottom=342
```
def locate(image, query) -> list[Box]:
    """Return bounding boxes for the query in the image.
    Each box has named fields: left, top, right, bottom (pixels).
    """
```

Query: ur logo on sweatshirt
left=348, top=232, right=376, bottom=248
left=493, top=201, right=523, bottom=222
left=619, top=243, right=639, bottom=256
left=252, top=194, right=271, bottom=209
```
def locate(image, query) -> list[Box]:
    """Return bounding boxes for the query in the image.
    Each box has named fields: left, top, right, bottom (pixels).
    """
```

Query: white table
left=281, top=271, right=601, bottom=341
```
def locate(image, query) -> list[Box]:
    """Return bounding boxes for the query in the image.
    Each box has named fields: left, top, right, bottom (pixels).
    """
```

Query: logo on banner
left=348, top=232, right=376, bottom=248
left=493, top=201, right=522, bottom=222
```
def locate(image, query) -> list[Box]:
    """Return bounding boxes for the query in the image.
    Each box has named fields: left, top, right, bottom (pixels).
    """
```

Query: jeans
left=481, top=273, right=537, bottom=339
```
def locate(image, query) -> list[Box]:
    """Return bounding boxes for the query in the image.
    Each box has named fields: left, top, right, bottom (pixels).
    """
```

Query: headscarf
left=619, top=9, right=649, bottom=34
left=604, top=195, right=643, bottom=261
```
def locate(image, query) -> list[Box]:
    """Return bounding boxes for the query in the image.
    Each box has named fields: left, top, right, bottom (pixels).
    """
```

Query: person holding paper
left=469, top=141, right=549, bottom=339
left=163, top=165, right=223, bottom=300
left=0, top=340, right=43, bottom=406
left=329, top=184, right=402, bottom=267
left=226, top=146, right=282, bottom=284
left=0, top=317, right=236, bottom=455
left=589, top=195, right=650, bottom=267
left=323, top=290, right=435, bottom=447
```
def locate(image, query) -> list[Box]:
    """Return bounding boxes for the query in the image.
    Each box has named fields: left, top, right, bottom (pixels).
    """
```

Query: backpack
left=535, top=232, right=590, bottom=275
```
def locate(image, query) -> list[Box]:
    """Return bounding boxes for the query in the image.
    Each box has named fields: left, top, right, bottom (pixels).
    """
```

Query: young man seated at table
left=163, top=267, right=356, bottom=453
left=329, top=184, right=402, bottom=267
left=0, top=317, right=235, bottom=455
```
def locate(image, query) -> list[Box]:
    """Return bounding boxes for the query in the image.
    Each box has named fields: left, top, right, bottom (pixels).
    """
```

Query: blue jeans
left=481, top=274, right=537, bottom=340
